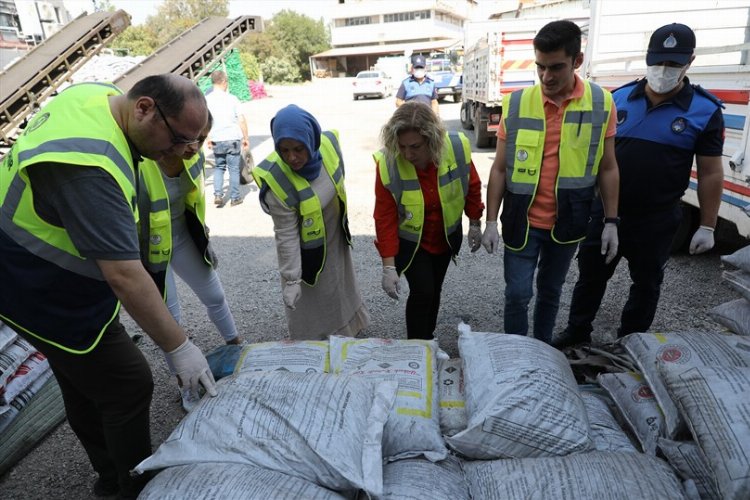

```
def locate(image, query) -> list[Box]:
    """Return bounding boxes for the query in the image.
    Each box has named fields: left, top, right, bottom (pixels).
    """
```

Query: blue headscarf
left=270, top=104, right=323, bottom=182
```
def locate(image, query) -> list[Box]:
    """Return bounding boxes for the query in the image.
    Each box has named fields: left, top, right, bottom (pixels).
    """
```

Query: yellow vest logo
left=24, top=112, right=50, bottom=135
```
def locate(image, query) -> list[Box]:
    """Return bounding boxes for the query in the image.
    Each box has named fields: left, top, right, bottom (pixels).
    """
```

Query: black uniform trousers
left=566, top=205, right=683, bottom=341
left=403, top=247, right=453, bottom=339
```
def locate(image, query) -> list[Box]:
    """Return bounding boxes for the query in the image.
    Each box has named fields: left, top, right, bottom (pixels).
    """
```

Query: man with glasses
left=205, top=70, right=249, bottom=207
left=0, top=73, right=217, bottom=498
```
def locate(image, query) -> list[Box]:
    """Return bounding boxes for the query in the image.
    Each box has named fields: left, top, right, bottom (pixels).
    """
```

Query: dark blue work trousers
left=566, top=205, right=682, bottom=340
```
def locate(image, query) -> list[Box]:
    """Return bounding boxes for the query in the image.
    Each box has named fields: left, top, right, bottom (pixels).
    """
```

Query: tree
left=260, top=56, right=301, bottom=84
left=146, top=0, right=229, bottom=47
left=268, top=10, right=329, bottom=80
left=112, top=24, right=160, bottom=56
left=239, top=52, right=261, bottom=81
left=243, top=10, right=330, bottom=81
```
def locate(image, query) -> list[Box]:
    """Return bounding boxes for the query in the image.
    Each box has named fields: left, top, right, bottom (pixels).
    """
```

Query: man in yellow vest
left=0, top=74, right=217, bottom=498
left=481, top=20, right=620, bottom=345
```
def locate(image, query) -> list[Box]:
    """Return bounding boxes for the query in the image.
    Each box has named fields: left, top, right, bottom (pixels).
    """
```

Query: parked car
left=352, top=70, right=393, bottom=100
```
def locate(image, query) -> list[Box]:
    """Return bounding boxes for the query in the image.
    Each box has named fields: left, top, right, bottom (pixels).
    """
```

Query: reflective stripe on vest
left=501, top=81, right=611, bottom=249
left=375, top=131, right=471, bottom=274
left=0, top=82, right=135, bottom=353
left=138, top=153, right=209, bottom=294
left=252, top=130, right=350, bottom=285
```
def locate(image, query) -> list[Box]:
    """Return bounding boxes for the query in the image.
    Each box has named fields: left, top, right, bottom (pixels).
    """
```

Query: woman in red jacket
left=373, top=102, right=485, bottom=339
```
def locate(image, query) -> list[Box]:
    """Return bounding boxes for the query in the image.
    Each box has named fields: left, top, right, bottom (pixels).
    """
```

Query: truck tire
left=474, top=107, right=491, bottom=148
left=670, top=203, right=699, bottom=253
left=460, top=102, right=473, bottom=130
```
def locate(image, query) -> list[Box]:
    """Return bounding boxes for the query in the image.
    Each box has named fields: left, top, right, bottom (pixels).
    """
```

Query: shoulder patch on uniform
left=692, top=84, right=725, bottom=109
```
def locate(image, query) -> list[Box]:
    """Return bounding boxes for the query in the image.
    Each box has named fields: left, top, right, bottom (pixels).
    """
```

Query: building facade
left=311, top=0, right=476, bottom=79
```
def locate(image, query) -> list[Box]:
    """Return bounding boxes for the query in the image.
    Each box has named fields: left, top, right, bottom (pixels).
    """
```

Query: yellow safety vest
left=374, top=131, right=471, bottom=274
left=0, top=82, right=137, bottom=353
left=500, top=80, right=612, bottom=250
left=138, top=152, right=210, bottom=296
left=252, top=130, right=350, bottom=286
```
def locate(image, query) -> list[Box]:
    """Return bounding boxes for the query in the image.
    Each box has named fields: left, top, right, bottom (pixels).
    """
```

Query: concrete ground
left=0, top=77, right=745, bottom=499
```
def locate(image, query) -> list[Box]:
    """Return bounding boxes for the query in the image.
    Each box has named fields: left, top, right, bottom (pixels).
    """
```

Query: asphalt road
left=0, top=78, right=746, bottom=499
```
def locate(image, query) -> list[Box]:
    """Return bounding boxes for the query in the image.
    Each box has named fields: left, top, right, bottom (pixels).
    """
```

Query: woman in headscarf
left=252, top=104, right=370, bottom=340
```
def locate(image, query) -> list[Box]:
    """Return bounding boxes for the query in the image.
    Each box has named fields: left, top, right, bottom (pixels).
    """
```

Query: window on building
left=384, top=10, right=431, bottom=23
left=344, top=16, right=372, bottom=26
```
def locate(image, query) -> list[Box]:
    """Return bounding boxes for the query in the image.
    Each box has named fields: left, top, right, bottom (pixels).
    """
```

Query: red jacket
left=374, top=159, right=484, bottom=257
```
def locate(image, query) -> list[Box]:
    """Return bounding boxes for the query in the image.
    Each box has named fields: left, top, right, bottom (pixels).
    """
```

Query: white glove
left=283, top=280, right=302, bottom=310
left=467, top=223, right=482, bottom=252
left=165, top=338, right=217, bottom=397
left=689, top=225, right=715, bottom=255
left=381, top=265, right=400, bottom=300
left=481, top=221, right=500, bottom=254
left=600, top=222, right=619, bottom=264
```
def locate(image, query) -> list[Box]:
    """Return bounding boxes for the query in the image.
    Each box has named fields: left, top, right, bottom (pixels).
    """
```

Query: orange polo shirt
left=498, top=75, right=617, bottom=229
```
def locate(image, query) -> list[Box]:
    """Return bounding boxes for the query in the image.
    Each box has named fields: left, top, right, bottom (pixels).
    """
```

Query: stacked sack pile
left=708, top=245, right=750, bottom=336
left=0, top=321, right=65, bottom=475
left=248, top=80, right=267, bottom=100
left=131, top=321, right=750, bottom=500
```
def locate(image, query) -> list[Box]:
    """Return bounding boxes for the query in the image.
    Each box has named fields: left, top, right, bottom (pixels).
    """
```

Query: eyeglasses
left=153, top=100, right=200, bottom=146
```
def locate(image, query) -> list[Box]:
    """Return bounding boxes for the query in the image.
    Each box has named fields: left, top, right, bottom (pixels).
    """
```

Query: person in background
left=0, top=74, right=216, bottom=499
left=252, top=104, right=370, bottom=340
left=374, top=101, right=484, bottom=340
left=138, top=113, right=241, bottom=412
left=556, top=23, right=725, bottom=348
left=396, top=54, right=440, bottom=115
left=205, top=69, right=249, bottom=207
left=481, top=20, right=620, bottom=345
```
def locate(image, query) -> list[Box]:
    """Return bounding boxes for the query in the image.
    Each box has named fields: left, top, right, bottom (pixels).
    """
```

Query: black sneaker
left=93, top=477, right=119, bottom=497
left=551, top=329, right=591, bottom=350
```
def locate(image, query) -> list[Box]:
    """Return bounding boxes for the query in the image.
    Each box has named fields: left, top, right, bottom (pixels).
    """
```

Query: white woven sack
left=721, top=245, right=750, bottom=273
left=134, top=371, right=398, bottom=497
left=722, top=269, right=750, bottom=302
left=621, top=331, right=750, bottom=438
left=235, top=339, right=330, bottom=373
left=368, top=454, right=470, bottom=500
left=139, top=463, right=349, bottom=500
left=329, top=336, right=447, bottom=462
left=446, top=324, right=592, bottom=459
left=437, top=357, right=467, bottom=437
left=659, top=364, right=750, bottom=500
left=581, top=391, right=638, bottom=453
left=709, top=298, right=750, bottom=336
left=0, top=323, right=17, bottom=352
left=597, top=371, right=665, bottom=455
left=657, top=438, right=720, bottom=500
left=462, top=451, right=687, bottom=499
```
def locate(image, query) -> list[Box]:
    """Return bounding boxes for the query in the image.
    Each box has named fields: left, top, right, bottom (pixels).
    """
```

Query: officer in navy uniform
left=556, top=23, right=725, bottom=348
left=395, top=54, right=439, bottom=115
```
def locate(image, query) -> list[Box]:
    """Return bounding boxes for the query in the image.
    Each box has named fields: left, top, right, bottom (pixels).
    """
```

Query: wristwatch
left=603, top=216, right=620, bottom=225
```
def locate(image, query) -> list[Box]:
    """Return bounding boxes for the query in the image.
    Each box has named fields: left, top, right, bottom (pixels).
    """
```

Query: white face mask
left=413, top=69, right=426, bottom=79
left=646, top=65, right=684, bottom=94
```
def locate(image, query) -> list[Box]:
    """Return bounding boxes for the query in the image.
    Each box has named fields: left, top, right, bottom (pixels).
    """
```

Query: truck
left=583, top=0, right=750, bottom=245
left=459, top=18, right=562, bottom=148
